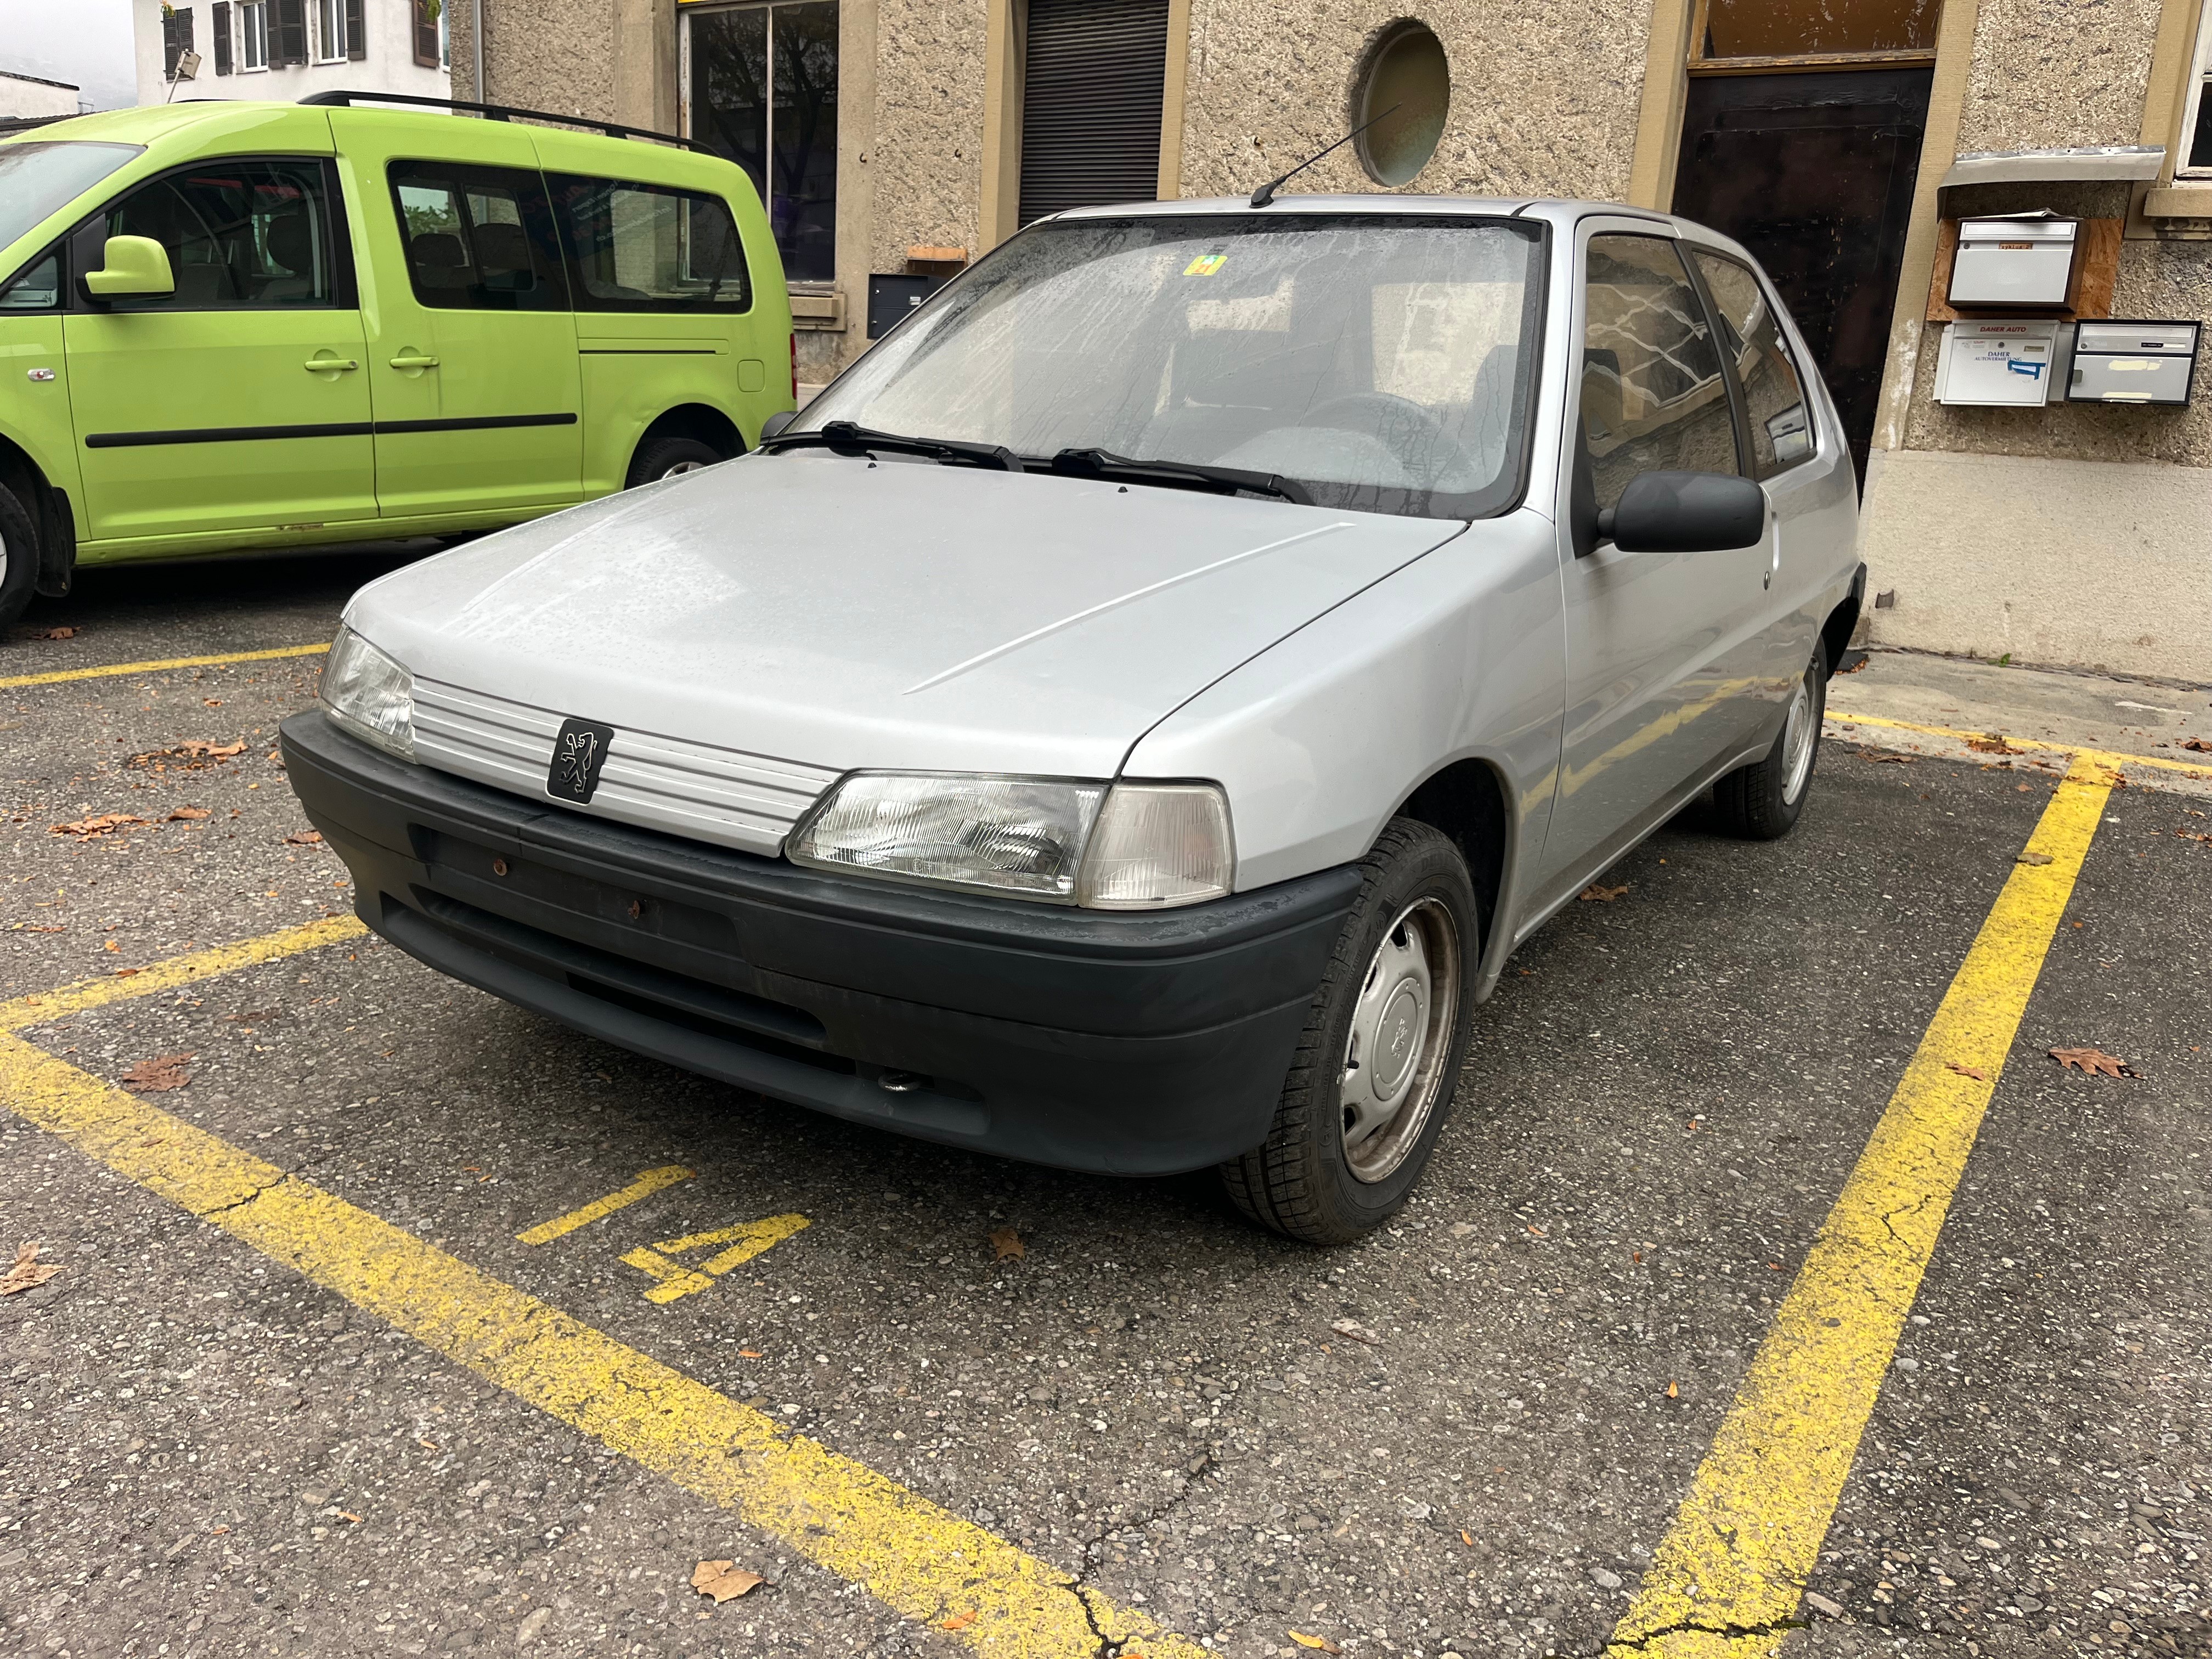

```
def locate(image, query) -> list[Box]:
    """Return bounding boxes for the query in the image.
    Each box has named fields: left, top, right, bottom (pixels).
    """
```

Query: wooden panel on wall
left=1926, top=217, right=2123, bottom=321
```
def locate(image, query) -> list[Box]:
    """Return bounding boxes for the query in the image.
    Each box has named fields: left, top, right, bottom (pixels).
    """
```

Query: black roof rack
left=297, top=89, right=712, bottom=154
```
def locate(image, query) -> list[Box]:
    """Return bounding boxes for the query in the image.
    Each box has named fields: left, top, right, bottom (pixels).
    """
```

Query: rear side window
left=390, top=160, right=566, bottom=312
left=1689, top=249, right=1813, bottom=478
left=545, top=174, right=752, bottom=313
left=88, top=157, right=346, bottom=311
left=1579, top=233, right=1742, bottom=512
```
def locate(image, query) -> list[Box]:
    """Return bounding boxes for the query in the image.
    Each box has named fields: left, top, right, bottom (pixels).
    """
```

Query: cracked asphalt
left=2, top=556, right=2208, bottom=1659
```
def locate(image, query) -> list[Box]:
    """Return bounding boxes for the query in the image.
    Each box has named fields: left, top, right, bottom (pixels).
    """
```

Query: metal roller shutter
left=1017, top=0, right=1170, bottom=226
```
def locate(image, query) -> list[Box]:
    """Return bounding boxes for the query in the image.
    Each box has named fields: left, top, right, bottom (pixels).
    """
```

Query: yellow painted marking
left=1607, top=754, right=2113, bottom=1656
left=0, top=640, right=331, bottom=691
left=0, top=1001, right=1199, bottom=1657
left=1829, top=708, right=2207, bottom=777
left=623, top=1214, right=812, bottom=1302
left=515, top=1165, right=696, bottom=1245
left=0, top=915, right=366, bottom=1033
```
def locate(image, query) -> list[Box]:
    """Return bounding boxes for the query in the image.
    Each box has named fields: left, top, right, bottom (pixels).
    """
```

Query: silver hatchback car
left=286, top=195, right=1864, bottom=1244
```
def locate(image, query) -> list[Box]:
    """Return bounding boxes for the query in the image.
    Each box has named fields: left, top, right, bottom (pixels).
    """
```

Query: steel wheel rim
left=1780, top=667, right=1817, bottom=805
left=662, top=460, right=708, bottom=479
left=0, top=525, right=8, bottom=593
left=1339, top=894, right=1462, bottom=1183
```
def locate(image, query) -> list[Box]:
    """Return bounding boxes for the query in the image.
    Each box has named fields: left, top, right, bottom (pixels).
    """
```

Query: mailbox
left=1948, top=217, right=2079, bottom=308
left=1933, top=320, right=2059, bottom=407
left=2066, top=320, right=2199, bottom=406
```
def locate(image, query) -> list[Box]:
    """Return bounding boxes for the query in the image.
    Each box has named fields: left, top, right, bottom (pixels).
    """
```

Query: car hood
left=347, top=454, right=1463, bottom=778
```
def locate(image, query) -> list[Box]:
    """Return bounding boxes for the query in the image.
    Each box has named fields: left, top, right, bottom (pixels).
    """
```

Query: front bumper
left=280, top=712, right=1360, bottom=1175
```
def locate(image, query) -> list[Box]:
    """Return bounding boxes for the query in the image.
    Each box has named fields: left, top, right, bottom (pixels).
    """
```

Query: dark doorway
left=1671, top=70, right=1930, bottom=484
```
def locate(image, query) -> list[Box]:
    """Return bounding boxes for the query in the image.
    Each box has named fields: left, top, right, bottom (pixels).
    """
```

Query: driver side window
left=1579, top=234, right=1740, bottom=512
left=89, top=158, right=343, bottom=311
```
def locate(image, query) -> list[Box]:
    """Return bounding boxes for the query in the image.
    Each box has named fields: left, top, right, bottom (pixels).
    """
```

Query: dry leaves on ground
left=988, top=1226, right=1025, bottom=1262
left=2016, top=851, right=2053, bottom=866
left=1666, top=1379, right=1679, bottom=1399
left=9, top=922, right=65, bottom=933
left=119, top=1053, right=194, bottom=1093
left=1289, top=1634, right=1342, bottom=1654
left=1944, top=1061, right=1988, bottom=1081
left=689, top=1560, right=764, bottom=1604
left=284, top=830, right=324, bottom=845
left=166, top=806, right=211, bottom=822
left=29, top=626, right=77, bottom=640
left=938, top=1610, right=979, bottom=1633
left=1578, top=883, right=1629, bottom=902
left=1864, top=753, right=1913, bottom=765
left=2177, top=830, right=2212, bottom=845
left=2179, top=738, right=2211, bottom=754
left=1967, top=733, right=2025, bottom=755
left=2050, top=1046, right=2138, bottom=1078
left=0, top=1241, right=61, bottom=1297
left=128, top=740, right=247, bottom=773
left=51, top=813, right=147, bottom=838
left=1329, top=1318, right=1384, bottom=1346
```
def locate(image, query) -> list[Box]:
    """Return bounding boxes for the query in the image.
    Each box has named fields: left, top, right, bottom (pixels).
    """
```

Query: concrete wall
left=0, top=71, right=82, bottom=119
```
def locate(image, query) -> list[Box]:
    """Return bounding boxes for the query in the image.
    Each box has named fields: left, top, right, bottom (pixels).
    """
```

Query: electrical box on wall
left=1934, top=320, right=2061, bottom=407
left=2066, top=320, right=2200, bottom=406
left=1948, top=217, right=2079, bottom=308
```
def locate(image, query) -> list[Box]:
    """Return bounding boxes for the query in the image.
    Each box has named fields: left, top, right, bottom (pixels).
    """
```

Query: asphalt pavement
left=1, top=554, right=2206, bottom=1659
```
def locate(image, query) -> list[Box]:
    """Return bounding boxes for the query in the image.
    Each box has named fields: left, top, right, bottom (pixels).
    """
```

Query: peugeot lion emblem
left=546, top=718, right=617, bottom=804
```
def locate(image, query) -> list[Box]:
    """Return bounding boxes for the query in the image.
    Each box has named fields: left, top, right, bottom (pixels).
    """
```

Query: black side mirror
left=1595, top=470, right=1765, bottom=554
left=759, top=409, right=799, bottom=442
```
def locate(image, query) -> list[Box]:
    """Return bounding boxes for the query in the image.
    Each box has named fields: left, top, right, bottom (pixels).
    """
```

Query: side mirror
left=759, top=409, right=799, bottom=441
left=83, top=235, right=175, bottom=300
left=1595, top=470, right=1765, bottom=554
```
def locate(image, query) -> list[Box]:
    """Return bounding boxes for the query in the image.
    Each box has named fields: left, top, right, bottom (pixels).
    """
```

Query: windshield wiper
left=759, top=420, right=1023, bottom=472
left=1047, top=448, right=1314, bottom=506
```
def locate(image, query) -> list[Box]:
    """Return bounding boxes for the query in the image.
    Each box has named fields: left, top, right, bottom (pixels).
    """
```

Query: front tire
left=625, top=435, right=727, bottom=489
left=1221, top=819, right=1480, bottom=1245
left=1712, top=639, right=1827, bottom=839
left=0, top=486, right=41, bottom=635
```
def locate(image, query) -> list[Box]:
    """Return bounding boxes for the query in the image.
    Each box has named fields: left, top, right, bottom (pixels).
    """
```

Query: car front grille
left=410, top=677, right=840, bottom=856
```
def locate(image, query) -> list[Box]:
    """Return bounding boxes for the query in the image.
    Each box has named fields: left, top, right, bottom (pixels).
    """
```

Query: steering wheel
left=1299, top=393, right=1477, bottom=488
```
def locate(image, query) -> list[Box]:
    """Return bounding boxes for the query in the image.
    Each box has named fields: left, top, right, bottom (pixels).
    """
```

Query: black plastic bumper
left=280, top=712, right=1361, bottom=1175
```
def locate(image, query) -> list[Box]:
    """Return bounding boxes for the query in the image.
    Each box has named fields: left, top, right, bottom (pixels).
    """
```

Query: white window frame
left=240, top=0, right=269, bottom=70
left=2181, top=0, right=2212, bottom=179
left=313, top=0, right=347, bottom=63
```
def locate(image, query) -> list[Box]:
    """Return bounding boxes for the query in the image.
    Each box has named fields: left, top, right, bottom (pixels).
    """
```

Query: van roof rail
left=297, top=89, right=713, bottom=155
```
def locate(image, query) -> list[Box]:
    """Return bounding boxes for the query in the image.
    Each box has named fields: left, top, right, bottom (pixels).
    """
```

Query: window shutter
left=162, top=9, right=184, bottom=77
left=346, top=0, right=364, bottom=59
left=213, top=1, right=233, bottom=72
left=413, top=0, right=441, bottom=66
left=273, top=0, right=307, bottom=66
left=1016, top=0, right=1170, bottom=227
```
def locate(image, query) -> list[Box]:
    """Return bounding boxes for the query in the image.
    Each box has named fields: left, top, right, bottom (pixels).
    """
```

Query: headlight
left=788, top=774, right=1233, bottom=909
left=319, top=625, right=415, bottom=760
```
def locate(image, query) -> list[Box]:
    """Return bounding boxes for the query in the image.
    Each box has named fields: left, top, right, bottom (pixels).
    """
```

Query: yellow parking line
left=0, top=915, right=366, bottom=1033
left=0, top=640, right=331, bottom=692
left=515, top=1165, right=696, bottom=1245
left=1607, top=753, right=2113, bottom=1656
left=0, top=926, right=1203, bottom=1659
left=1829, top=708, right=2208, bottom=777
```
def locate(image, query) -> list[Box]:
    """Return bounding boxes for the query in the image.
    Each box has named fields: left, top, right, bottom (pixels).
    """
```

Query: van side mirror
left=1595, top=470, right=1765, bottom=554
left=83, top=235, right=174, bottom=300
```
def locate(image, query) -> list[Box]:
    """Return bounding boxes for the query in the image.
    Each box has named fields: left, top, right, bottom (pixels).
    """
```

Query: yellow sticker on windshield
left=1183, top=253, right=1227, bottom=276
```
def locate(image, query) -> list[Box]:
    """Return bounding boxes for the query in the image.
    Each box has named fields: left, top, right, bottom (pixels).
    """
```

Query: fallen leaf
left=127, top=740, right=247, bottom=772
left=0, top=1241, right=61, bottom=1296
left=1289, top=1634, right=1341, bottom=1654
left=1666, top=1380, right=1679, bottom=1400
left=50, top=812, right=147, bottom=838
left=1944, top=1062, right=1988, bottom=1081
left=737, top=1348, right=763, bottom=1358
left=112, top=967, right=139, bottom=977
left=119, top=1053, right=194, bottom=1093
left=690, top=1560, right=765, bottom=1604
left=1460, top=1528, right=1475, bottom=1547
left=8, top=923, right=65, bottom=933
left=202, top=698, right=222, bottom=707
left=2179, top=738, right=2211, bottom=754
left=103, top=939, right=120, bottom=952
left=1578, top=883, right=1629, bottom=902
left=2016, top=851, right=2053, bottom=866
left=166, top=806, right=211, bottom=822
left=1329, top=1318, right=1384, bottom=1346
left=988, top=1226, right=1025, bottom=1262
left=2049, top=1046, right=2138, bottom=1078
left=284, top=830, right=324, bottom=845
left=1864, top=753, right=1913, bottom=764
left=939, top=1609, right=979, bottom=1632
left=29, top=626, right=77, bottom=640
left=337, top=1510, right=363, bottom=1523
left=1966, top=733, right=2024, bottom=754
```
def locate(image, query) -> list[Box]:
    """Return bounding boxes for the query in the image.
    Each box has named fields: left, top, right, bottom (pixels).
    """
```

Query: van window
left=389, top=160, right=566, bottom=312
left=0, top=251, right=61, bottom=312
left=0, top=142, right=143, bottom=256
left=89, top=157, right=347, bottom=311
left=544, top=175, right=751, bottom=313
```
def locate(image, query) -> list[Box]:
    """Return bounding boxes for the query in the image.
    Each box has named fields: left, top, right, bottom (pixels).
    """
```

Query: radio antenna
left=1249, top=104, right=1400, bottom=208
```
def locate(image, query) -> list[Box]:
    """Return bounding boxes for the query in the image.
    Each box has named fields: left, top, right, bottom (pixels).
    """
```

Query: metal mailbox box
left=2066, top=320, right=2199, bottom=405
left=1948, top=217, right=2079, bottom=308
left=1934, top=320, right=2059, bottom=407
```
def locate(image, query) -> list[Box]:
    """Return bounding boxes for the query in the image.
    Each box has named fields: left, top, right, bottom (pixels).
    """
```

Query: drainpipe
left=472, top=0, right=486, bottom=101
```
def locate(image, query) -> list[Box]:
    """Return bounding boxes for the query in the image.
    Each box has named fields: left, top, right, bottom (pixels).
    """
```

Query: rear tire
left=0, top=486, right=40, bottom=635
left=1712, top=639, right=1827, bottom=839
left=625, top=435, right=727, bottom=489
left=1221, top=819, right=1479, bottom=1245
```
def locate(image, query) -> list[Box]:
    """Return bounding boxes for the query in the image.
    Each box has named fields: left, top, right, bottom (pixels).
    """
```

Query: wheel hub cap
left=1339, top=896, right=1463, bottom=1183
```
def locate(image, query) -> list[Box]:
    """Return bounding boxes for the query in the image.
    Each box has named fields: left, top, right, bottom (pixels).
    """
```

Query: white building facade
left=0, top=69, right=85, bottom=120
left=134, top=0, right=451, bottom=108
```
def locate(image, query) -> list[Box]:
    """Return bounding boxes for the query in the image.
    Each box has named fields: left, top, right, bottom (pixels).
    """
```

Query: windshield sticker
left=1183, top=253, right=1227, bottom=276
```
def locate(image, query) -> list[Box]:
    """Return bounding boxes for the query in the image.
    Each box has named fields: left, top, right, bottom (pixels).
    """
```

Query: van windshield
left=797, top=214, right=1547, bottom=520
left=0, top=141, right=143, bottom=259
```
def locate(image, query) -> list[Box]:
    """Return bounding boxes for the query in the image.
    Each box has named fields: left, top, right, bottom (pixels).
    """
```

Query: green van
left=0, top=96, right=795, bottom=631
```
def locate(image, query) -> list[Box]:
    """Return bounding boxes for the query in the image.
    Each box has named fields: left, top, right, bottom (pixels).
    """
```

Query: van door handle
left=388, top=354, right=441, bottom=370
left=304, top=358, right=359, bottom=372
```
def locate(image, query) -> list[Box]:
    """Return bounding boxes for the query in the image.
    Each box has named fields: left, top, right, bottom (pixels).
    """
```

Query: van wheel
left=1220, top=819, right=1478, bottom=1245
left=0, top=486, right=40, bottom=634
left=1712, top=639, right=1827, bottom=839
left=626, top=436, right=726, bottom=488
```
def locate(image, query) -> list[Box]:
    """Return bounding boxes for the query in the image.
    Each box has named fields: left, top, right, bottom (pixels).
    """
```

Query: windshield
left=0, top=140, right=143, bottom=260
left=800, top=214, right=1547, bottom=520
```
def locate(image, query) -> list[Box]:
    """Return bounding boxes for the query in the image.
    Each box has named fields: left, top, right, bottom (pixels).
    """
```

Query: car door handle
left=304, top=358, right=359, bottom=372
left=388, top=354, right=441, bottom=370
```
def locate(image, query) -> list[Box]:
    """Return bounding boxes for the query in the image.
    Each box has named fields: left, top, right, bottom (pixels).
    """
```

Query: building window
left=414, top=0, right=443, bottom=67
left=240, top=0, right=269, bottom=69
left=1689, top=0, right=1938, bottom=69
left=162, top=5, right=196, bottom=80
left=1353, top=21, right=1450, bottom=188
left=313, top=0, right=345, bottom=61
left=2183, top=0, right=2212, bottom=176
left=1017, top=0, right=1169, bottom=224
left=270, top=0, right=308, bottom=66
left=685, top=2, right=838, bottom=284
